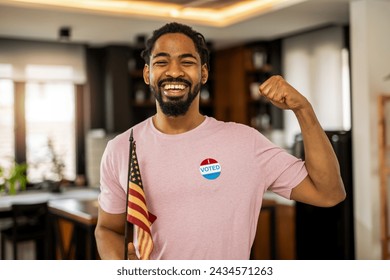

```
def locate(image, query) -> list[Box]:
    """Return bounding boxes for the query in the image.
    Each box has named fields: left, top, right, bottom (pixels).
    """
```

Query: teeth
left=164, top=84, right=186, bottom=90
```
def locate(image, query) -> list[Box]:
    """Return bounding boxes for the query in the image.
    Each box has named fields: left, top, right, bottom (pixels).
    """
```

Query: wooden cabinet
left=251, top=200, right=296, bottom=260
left=214, top=40, right=283, bottom=132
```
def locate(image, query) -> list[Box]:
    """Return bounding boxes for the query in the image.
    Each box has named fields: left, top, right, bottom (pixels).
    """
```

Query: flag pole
left=124, top=129, right=134, bottom=260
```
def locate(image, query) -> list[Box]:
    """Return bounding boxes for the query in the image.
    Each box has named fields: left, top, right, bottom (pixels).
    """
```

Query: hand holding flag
left=124, top=129, right=156, bottom=260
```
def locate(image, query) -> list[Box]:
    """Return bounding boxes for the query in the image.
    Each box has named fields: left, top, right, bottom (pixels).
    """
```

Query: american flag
left=126, top=138, right=156, bottom=260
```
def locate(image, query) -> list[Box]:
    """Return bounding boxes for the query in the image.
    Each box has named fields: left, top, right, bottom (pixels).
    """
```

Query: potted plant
left=5, top=162, right=28, bottom=195
left=46, top=138, right=65, bottom=192
left=0, top=165, right=5, bottom=194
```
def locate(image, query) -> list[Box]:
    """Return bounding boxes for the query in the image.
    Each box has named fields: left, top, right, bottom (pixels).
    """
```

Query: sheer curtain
left=282, top=26, right=351, bottom=148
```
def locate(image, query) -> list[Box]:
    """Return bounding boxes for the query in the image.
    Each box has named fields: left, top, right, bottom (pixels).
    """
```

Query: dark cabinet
left=293, top=130, right=355, bottom=259
left=85, top=45, right=132, bottom=133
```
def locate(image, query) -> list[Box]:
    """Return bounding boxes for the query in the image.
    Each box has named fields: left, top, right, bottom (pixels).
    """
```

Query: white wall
left=350, top=0, right=390, bottom=260
left=282, top=26, right=349, bottom=148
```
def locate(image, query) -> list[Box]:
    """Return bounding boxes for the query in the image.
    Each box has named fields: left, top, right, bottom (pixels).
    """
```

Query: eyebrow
left=152, top=52, right=198, bottom=60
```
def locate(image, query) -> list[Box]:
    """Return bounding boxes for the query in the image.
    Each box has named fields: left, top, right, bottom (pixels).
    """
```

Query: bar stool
left=0, top=202, right=49, bottom=259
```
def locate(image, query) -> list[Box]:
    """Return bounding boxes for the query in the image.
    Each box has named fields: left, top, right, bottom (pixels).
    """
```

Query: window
left=25, top=81, right=76, bottom=183
left=0, top=79, right=15, bottom=173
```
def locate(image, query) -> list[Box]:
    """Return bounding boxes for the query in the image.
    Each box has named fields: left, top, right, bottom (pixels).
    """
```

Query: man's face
left=143, top=33, right=208, bottom=117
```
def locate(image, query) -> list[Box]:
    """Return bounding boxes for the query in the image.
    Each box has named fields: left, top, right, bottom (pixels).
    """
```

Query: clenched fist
left=259, top=75, right=309, bottom=112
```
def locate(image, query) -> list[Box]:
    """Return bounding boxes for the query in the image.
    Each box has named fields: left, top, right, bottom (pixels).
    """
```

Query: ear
left=143, top=64, right=150, bottom=85
left=201, top=64, right=209, bottom=85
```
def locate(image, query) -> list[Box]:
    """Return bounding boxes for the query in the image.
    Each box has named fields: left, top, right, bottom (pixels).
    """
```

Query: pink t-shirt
left=99, top=116, right=307, bottom=259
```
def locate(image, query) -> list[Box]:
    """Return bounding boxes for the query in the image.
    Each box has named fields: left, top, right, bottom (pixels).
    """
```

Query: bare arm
left=95, top=207, right=138, bottom=259
left=259, top=75, right=346, bottom=207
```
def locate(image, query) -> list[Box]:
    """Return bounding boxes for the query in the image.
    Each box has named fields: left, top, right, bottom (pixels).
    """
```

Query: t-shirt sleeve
left=254, top=131, right=308, bottom=200
left=266, top=151, right=307, bottom=199
left=98, top=140, right=127, bottom=214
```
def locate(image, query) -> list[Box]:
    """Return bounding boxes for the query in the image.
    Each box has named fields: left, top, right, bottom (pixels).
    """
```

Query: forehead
left=152, top=33, right=198, bottom=57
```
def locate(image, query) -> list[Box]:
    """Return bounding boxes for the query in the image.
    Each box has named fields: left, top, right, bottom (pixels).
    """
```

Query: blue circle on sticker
left=199, top=158, right=221, bottom=180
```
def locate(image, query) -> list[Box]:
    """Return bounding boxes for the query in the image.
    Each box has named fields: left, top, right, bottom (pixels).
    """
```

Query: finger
left=259, top=78, right=271, bottom=95
left=259, top=81, right=274, bottom=98
left=127, top=243, right=139, bottom=260
left=271, top=88, right=287, bottom=104
left=260, top=81, right=283, bottom=103
left=260, top=75, right=280, bottom=94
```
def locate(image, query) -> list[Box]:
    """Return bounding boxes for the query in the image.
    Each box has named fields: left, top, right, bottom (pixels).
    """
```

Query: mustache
left=158, top=78, right=191, bottom=88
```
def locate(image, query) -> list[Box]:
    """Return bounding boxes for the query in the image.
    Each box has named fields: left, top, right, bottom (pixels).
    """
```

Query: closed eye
left=182, top=61, right=196, bottom=66
left=153, top=60, right=168, bottom=66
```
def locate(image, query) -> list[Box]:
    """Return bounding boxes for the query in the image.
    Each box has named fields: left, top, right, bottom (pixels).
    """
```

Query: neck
left=153, top=98, right=205, bottom=134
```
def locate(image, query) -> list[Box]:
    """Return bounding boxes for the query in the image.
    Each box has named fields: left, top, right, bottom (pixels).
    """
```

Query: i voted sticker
left=199, top=158, right=221, bottom=180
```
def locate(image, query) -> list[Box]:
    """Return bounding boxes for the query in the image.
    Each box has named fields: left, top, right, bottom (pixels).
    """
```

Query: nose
left=165, top=60, right=184, bottom=78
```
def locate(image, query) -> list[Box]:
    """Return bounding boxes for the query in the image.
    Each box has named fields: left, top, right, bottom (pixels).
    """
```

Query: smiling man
left=146, top=33, right=205, bottom=118
left=95, top=22, right=346, bottom=260
left=142, top=27, right=209, bottom=134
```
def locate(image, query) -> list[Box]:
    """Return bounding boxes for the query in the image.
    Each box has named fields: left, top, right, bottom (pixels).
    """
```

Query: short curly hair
left=141, top=22, right=210, bottom=70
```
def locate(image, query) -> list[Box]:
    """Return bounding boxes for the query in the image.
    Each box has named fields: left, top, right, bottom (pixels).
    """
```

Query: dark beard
left=150, top=79, right=201, bottom=117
